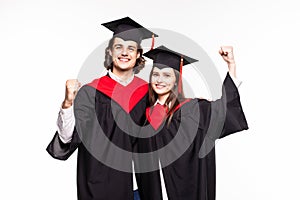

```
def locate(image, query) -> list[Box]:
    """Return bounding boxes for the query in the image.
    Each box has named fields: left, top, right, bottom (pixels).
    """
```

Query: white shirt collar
left=154, top=99, right=164, bottom=106
left=108, top=69, right=134, bottom=86
left=154, top=99, right=171, bottom=108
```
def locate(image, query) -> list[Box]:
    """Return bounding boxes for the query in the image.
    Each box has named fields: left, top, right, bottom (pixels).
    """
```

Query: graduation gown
left=46, top=75, right=163, bottom=200
left=142, top=73, right=248, bottom=200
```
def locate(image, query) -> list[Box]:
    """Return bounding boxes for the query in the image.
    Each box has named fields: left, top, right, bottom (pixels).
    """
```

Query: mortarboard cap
left=143, top=45, right=198, bottom=71
left=144, top=45, right=198, bottom=93
left=101, top=17, right=158, bottom=47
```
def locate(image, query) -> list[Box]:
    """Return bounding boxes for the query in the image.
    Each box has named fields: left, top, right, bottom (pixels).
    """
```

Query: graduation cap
left=101, top=17, right=158, bottom=49
left=143, top=45, right=198, bottom=94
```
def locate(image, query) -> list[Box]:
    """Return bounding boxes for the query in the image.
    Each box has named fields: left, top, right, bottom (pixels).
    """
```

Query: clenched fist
left=219, top=46, right=236, bottom=78
left=62, top=79, right=81, bottom=109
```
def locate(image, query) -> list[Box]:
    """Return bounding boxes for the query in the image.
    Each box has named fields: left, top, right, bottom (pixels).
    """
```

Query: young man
left=46, top=17, right=162, bottom=200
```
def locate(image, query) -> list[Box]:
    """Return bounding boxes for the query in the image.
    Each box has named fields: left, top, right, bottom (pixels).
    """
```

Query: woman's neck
left=157, top=93, right=170, bottom=105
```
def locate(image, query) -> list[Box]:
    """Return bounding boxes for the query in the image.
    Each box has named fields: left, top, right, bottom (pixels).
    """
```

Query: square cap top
left=143, top=45, right=198, bottom=71
left=101, top=17, right=158, bottom=43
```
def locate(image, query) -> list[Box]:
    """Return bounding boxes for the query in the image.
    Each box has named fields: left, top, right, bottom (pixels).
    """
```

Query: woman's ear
left=108, top=49, right=112, bottom=57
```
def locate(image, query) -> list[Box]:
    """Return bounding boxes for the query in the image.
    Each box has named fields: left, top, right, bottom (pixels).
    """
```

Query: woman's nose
left=156, top=76, right=163, bottom=82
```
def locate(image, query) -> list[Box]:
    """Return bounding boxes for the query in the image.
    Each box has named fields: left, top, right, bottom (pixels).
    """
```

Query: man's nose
left=121, top=48, right=128, bottom=56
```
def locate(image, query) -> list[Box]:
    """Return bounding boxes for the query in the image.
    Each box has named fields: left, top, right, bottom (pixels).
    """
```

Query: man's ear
left=137, top=51, right=140, bottom=58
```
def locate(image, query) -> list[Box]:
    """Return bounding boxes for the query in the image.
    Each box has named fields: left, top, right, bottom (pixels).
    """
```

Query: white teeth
left=119, top=58, right=129, bottom=62
left=156, top=85, right=165, bottom=89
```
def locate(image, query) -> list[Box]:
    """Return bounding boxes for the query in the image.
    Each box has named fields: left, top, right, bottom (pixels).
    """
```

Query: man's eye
left=114, top=45, right=122, bottom=49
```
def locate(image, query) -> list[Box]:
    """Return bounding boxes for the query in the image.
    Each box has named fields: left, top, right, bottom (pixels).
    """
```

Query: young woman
left=140, top=45, right=248, bottom=200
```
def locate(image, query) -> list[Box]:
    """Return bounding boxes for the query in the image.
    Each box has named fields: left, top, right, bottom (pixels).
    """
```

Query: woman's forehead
left=153, top=66, right=175, bottom=73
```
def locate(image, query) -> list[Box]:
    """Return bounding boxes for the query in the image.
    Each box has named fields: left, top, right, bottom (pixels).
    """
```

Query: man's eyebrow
left=113, top=43, right=123, bottom=47
left=127, top=45, right=137, bottom=49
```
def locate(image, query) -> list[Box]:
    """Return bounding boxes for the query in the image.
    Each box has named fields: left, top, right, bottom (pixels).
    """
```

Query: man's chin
left=113, top=64, right=135, bottom=71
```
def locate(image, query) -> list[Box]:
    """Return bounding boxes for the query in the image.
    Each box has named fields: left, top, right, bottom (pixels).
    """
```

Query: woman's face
left=151, top=66, right=177, bottom=98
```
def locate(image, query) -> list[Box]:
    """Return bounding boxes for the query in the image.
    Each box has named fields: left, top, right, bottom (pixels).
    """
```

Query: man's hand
left=62, top=79, right=81, bottom=109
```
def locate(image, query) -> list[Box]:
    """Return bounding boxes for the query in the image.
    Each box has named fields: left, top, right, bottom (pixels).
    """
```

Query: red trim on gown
left=146, top=99, right=191, bottom=130
left=88, top=75, right=148, bottom=113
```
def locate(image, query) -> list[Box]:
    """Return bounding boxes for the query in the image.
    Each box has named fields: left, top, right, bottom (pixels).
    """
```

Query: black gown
left=142, top=73, right=248, bottom=200
left=46, top=75, right=163, bottom=200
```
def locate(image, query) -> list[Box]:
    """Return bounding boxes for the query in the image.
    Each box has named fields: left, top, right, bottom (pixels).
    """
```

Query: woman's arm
left=219, top=46, right=236, bottom=78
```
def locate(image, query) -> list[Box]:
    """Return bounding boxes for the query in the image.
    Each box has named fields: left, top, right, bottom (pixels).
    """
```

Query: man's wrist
left=62, top=100, right=73, bottom=109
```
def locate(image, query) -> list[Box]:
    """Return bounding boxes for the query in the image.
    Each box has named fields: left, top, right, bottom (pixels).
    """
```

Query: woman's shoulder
left=182, top=98, right=212, bottom=116
left=189, top=98, right=212, bottom=106
left=174, top=98, right=209, bottom=110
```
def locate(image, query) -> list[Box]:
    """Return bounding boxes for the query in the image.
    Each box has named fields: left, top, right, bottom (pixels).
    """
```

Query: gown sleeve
left=206, top=72, right=249, bottom=140
left=46, top=129, right=81, bottom=161
left=46, top=85, right=94, bottom=160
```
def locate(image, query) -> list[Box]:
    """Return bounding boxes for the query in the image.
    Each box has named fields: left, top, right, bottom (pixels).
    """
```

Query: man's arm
left=57, top=79, right=81, bottom=143
left=46, top=79, right=81, bottom=160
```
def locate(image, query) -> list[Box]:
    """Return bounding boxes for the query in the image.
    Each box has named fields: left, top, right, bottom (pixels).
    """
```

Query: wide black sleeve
left=46, top=129, right=81, bottom=161
left=46, top=85, right=94, bottom=161
left=206, top=72, right=248, bottom=140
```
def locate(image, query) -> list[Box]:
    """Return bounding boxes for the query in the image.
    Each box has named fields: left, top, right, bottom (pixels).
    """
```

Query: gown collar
left=108, top=69, right=134, bottom=86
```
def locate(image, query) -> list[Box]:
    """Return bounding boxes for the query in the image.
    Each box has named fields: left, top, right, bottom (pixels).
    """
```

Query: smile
left=118, top=57, right=130, bottom=62
left=155, top=84, right=166, bottom=89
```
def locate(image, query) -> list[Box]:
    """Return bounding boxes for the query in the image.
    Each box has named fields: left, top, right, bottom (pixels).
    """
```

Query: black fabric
left=143, top=45, right=198, bottom=71
left=139, top=73, right=248, bottom=200
left=46, top=73, right=248, bottom=200
left=101, top=16, right=158, bottom=43
left=46, top=76, right=163, bottom=200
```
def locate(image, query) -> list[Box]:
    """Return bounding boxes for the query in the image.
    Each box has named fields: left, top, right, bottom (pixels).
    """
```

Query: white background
left=1, top=0, right=299, bottom=199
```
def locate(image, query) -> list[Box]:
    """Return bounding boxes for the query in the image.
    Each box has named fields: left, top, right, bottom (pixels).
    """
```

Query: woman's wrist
left=228, top=62, right=236, bottom=78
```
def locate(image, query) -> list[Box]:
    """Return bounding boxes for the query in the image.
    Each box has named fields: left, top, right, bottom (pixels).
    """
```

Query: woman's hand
left=219, top=46, right=236, bottom=78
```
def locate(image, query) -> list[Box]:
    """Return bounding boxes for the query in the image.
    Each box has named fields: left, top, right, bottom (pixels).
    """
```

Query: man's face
left=109, top=37, right=140, bottom=72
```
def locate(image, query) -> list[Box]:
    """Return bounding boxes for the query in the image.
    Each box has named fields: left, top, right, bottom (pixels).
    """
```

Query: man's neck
left=111, top=68, right=134, bottom=82
left=108, top=68, right=135, bottom=86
